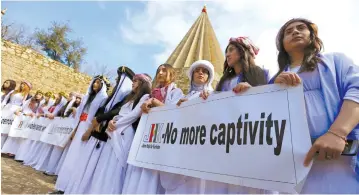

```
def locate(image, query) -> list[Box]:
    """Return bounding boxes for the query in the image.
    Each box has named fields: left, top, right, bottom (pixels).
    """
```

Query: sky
left=2, top=0, right=359, bottom=80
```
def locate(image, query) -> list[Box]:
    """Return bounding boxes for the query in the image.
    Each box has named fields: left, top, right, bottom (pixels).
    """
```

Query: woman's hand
left=199, top=90, right=210, bottom=100
left=47, top=114, right=55, bottom=119
left=232, top=82, right=252, bottom=94
left=81, top=130, right=92, bottom=142
left=176, top=98, right=188, bottom=106
left=71, top=108, right=77, bottom=117
left=108, top=120, right=116, bottom=132
left=141, top=99, right=153, bottom=114
left=303, top=132, right=347, bottom=167
left=274, top=72, right=301, bottom=86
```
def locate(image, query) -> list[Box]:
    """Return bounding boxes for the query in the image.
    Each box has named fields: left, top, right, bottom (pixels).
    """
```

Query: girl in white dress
left=50, top=75, right=108, bottom=194
left=2, top=81, right=32, bottom=156
left=1, top=79, right=17, bottom=147
left=122, top=64, right=183, bottom=194
left=14, top=90, right=44, bottom=162
left=76, top=73, right=152, bottom=194
left=64, top=67, right=135, bottom=194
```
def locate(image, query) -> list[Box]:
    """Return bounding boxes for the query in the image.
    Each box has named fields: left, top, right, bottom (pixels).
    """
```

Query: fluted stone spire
left=166, top=6, right=224, bottom=93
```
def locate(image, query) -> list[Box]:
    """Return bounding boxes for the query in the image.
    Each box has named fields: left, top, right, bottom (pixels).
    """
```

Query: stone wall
left=1, top=41, right=92, bottom=95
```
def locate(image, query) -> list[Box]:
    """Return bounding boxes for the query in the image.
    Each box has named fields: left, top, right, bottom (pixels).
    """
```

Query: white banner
left=8, top=115, right=32, bottom=138
left=128, top=84, right=312, bottom=193
left=22, top=117, right=52, bottom=141
left=40, top=117, right=77, bottom=147
left=1, top=104, right=21, bottom=134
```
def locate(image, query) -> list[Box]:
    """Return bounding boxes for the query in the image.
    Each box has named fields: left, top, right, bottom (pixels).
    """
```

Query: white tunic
left=122, top=86, right=183, bottom=194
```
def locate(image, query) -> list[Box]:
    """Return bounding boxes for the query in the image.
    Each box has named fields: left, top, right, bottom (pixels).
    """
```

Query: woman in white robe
left=122, top=64, right=183, bottom=194
left=1, top=79, right=17, bottom=147
left=2, top=81, right=32, bottom=156
left=64, top=67, right=134, bottom=194
left=14, top=90, right=44, bottom=162
left=31, top=93, right=68, bottom=171
left=159, top=60, right=229, bottom=194
left=23, top=92, right=55, bottom=165
left=50, top=75, right=108, bottom=194
left=44, top=94, right=83, bottom=176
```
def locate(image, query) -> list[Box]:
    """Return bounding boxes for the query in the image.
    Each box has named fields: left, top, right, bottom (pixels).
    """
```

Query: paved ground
left=1, top=155, right=56, bottom=194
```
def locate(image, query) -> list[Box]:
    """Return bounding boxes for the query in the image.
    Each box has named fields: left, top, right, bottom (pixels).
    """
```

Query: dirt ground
left=1, top=155, right=56, bottom=194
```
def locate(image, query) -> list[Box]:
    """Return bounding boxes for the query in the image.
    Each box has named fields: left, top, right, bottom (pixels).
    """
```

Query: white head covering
left=187, top=60, right=215, bottom=93
left=104, top=73, right=133, bottom=112
left=74, top=77, right=108, bottom=122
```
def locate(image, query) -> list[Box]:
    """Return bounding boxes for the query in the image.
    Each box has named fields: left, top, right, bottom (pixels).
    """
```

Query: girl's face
left=132, top=79, right=140, bottom=92
left=45, top=96, right=50, bottom=102
left=20, top=83, right=25, bottom=90
left=283, top=21, right=311, bottom=53
left=225, top=44, right=241, bottom=68
left=156, top=66, right=168, bottom=84
left=192, top=66, right=209, bottom=85
left=55, top=95, right=61, bottom=104
left=75, top=97, right=81, bottom=104
left=3, top=81, right=10, bottom=89
left=35, top=93, right=43, bottom=100
left=92, top=79, right=102, bottom=92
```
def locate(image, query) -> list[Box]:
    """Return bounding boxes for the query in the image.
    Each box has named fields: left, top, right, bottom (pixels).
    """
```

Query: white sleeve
left=114, top=94, right=149, bottom=132
left=165, top=88, right=184, bottom=105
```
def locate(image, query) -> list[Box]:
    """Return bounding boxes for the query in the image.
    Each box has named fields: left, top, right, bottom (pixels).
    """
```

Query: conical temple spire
left=165, top=6, right=224, bottom=92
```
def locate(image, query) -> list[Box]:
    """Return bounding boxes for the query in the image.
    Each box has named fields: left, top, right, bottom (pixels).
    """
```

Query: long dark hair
left=84, top=79, right=103, bottom=109
left=124, top=78, right=151, bottom=109
left=275, top=18, right=323, bottom=77
left=64, top=100, right=81, bottom=117
left=1, top=80, right=16, bottom=94
left=216, top=41, right=267, bottom=91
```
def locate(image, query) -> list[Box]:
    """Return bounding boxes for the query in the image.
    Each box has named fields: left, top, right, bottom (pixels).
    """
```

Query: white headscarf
left=104, top=73, right=133, bottom=112
left=185, top=60, right=215, bottom=99
left=74, top=77, right=108, bottom=122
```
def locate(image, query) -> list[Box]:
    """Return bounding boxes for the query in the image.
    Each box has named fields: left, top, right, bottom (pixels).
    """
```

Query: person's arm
left=96, top=101, right=123, bottom=123
left=112, top=94, right=149, bottom=133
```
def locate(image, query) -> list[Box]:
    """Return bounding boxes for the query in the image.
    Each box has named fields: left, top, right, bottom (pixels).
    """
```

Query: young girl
left=14, top=90, right=44, bottom=162
left=200, top=37, right=273, bottom=194
left=23, top=92, right=67, bottom=167
left=1, top=79, right=16, bottom=108
left=63, top=66, right=135, bottom=193
left=122, top=64, right=183, bottom=194
left=20, top=92, right=55, bottom=165
left=161, top=60, right=218, bottom=194
left=50, top=75, right=108, bottom=194
left=1, top=79, right=17, bottom=147
left=269, top=18, right=359, bottom=193
left=30, top=93, right=68, bottom=170
left=2, top=81, right=32, bottom=156
left=43, top=93, right=83, bottom=176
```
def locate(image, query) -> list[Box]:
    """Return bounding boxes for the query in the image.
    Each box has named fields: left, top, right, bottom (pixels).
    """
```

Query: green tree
left=35, top=22, right=87, bottom=71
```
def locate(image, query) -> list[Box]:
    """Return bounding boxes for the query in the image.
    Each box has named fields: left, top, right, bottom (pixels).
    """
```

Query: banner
left=8, top=115, right=32, bottom=138
left=1, top=104, right=21, bottom=134
left=40, top=117, right=77, bottom=147
left=127, top=84, right=312, bottom=193
left=22, top=117, right=52, bottom=141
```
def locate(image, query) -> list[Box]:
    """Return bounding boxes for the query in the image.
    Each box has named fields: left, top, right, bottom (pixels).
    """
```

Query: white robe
left=84, top=95, right=149, bottom=194
left=64, top=75, right=133, bottom=194
left=2, top=93, right=30, bottom=155
left=54, top=79, right=108, bottom=191
left=122, top=85, right=183, bottom=194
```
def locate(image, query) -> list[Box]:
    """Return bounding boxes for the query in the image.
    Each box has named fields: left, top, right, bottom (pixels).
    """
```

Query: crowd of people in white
left=1, top=18, right=359, bottom=194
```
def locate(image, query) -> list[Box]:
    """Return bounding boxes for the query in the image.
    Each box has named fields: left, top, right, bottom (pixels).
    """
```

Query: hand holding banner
left=127, top=84, right=312, bottom=193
